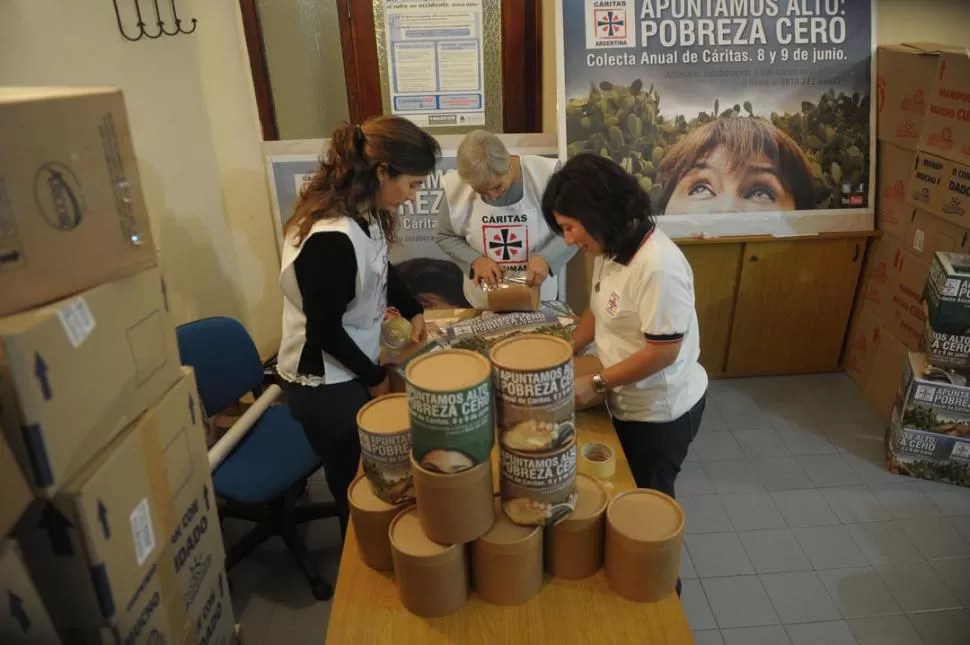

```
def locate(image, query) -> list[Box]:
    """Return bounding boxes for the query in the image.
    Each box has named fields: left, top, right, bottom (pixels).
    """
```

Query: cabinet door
left=680, top=244, right=743, bottom=378
left=726, top=238, right=864, bottom=376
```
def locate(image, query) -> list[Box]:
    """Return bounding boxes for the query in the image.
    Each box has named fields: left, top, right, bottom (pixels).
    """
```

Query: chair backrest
left=176, top=317, right=264, bottom=416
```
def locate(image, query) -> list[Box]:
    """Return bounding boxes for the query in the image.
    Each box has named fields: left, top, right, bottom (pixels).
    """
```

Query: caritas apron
left=445, top=155, right=560, bottom=308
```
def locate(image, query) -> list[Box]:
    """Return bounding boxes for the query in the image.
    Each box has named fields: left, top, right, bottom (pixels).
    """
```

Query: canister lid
left=390, top=507, right=449, bottom=557
left=490, top=334, right=572, bottom=371
left=349, top=476, right=397, bottom=513
left=571, top=473, right=609, bottom=520
left=406, top=349, right=490, bottom=391
left=481, top=498, right=537, bottom=546
left=607, top=489, right=684, bottom=543
left=357, top=393, right=409, bottom=434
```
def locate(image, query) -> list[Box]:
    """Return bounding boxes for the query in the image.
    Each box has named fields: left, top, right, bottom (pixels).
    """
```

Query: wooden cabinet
left=678, top=234, right=870, bottom=378
left=680, top=244, right=743, bottom=378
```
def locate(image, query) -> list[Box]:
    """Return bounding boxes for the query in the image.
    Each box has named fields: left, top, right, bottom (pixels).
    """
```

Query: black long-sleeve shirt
left=293, top=218, right=423, bottom=387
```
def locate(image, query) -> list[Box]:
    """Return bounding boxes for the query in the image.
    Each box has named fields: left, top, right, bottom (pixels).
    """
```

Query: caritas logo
left=928, top=127, right=954, bottom=150
left=882, top=181, right=905, bottom=202
left=901, top=89, right=926, bottom=114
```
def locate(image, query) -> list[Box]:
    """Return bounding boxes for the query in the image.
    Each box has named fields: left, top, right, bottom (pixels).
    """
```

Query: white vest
left=444, top=155, right=559, bottom=308
left=277, top=215, right=388, bottom=386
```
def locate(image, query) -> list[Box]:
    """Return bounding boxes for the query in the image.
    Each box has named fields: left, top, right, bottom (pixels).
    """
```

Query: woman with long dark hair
left=542, top=153, right=708, bottom=504
left=277, top=116, right=440, bottom=539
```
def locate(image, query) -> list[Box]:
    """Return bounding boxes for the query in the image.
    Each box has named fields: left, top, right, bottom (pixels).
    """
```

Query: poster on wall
left=556, top=0, right=875, bottom=238
left=376, top=0, right=491, bottom=129
left=263, top=135, right=560, bottom=309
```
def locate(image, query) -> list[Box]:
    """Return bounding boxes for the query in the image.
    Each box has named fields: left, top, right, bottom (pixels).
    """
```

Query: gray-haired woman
left=436, top=130, right=576, bottom=308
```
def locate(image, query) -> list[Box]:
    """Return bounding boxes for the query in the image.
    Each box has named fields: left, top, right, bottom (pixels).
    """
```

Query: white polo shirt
left=591, top=228, right=708, bottom=422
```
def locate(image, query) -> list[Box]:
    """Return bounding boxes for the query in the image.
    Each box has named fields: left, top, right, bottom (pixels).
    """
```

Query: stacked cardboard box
left=847, top=44, right=970, bottom=419
left=0, top=89, right=234, bottom=644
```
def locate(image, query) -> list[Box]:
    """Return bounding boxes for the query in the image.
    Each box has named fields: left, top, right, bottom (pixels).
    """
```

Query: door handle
left=750, top=255, right=759, bottom=262
left=852, top=243, right=860, bottom=263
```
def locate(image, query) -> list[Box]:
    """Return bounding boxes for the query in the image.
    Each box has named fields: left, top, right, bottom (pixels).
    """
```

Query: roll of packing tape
left=580, top=442, right=616, bottom=481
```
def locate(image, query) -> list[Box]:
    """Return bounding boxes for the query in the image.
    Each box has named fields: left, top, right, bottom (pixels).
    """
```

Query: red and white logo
left=482, top=224, right=528, bottom=264
left=605, top=291, right=620, bottom=317
left=585, top=0, right=635, bottom=49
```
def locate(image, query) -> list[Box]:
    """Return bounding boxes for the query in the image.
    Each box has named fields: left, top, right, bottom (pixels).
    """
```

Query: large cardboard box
left=903, top=208, right=970, bottom=262
left=0, top=429, right=31, bottom=537
left=875, top=143, right=915, bottom=240
left=882, top=241, right=930, bottom=350
left=876, top=44, right=959, bottom=150
left=0, top=267, right=180, bottom=496
left=845, top=305, right=883, bottom=390
left=907, top=150, right=970, bottom=228
left=863, top=325, right=909, bottom=421
left=887, top=353, right=970, bottom=486
left=17, top=369, right=226, bottom=639
left=919, top=50, right=970, bottom=167
left=0, top=88, right=156, bottom=317
left=0, top=540, right=61, bottom=645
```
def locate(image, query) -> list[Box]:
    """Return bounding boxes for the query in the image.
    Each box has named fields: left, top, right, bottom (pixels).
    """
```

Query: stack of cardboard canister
left=0, top=88, right=234, bottom=644
left=846, top=44, right=970, bottom=419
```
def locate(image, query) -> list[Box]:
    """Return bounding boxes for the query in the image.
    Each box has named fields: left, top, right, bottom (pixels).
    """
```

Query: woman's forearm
left=571, top=309, right=595, bottom=353
left=601, top=342, right=680, bottom=389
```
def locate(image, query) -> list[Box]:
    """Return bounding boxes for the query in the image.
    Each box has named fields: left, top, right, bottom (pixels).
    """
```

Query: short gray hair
left=456, top=130, right=510, bottom=187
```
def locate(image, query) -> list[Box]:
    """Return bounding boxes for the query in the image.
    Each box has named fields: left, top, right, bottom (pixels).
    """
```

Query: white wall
left=0, top=0, right=283, bottom=358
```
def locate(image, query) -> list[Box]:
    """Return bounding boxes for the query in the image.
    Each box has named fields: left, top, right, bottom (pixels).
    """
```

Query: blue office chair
left=176, top=317, right=336, bottom=601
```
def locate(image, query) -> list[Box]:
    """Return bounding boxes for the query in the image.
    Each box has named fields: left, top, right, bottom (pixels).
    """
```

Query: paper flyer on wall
left=555, top=0, right=875, bottom=238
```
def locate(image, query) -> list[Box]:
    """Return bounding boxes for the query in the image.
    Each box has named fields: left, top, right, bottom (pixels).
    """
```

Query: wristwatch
left=591, top=372, right=608, bottom=394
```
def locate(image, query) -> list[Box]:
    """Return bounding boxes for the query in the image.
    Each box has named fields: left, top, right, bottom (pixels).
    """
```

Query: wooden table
left=325, top=407, right=694, bottom=644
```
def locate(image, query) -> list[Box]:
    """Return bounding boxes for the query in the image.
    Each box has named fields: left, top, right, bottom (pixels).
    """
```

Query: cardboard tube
left=390, top=506, right=469, bottom=618
left=605, top=489, right=685, bottom=602
left=579, top=442, right=616, bottom=481
left=545, top=474, right=609, bottom=580
left=348, top=475, right=406, bottom=571
left=411, top=454, right=495, bottom=544
left=485, top=283, right=540, bottom=312
left=472, top=498, right=543, bottom=605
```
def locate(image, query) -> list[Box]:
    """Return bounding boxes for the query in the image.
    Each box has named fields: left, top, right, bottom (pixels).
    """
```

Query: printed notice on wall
left=384, top=0, right=487, bottom=128
left=555, top=0, right=875, bottom=238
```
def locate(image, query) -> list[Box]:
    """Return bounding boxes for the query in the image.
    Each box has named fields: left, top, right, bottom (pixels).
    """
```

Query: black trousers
left=611, top=393, right=706, bottom=499
left=285, top=379, right=370, bottom=541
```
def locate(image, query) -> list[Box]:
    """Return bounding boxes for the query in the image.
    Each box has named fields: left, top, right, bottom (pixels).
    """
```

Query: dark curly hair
left=541, top=153, right=654, bottom=265
left=285, top=115, right=440, bottom=245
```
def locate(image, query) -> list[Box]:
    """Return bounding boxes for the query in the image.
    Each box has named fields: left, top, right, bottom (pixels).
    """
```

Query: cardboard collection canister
left=389, top=505, right=469, bottom=618
left=490, top=334, right=578, bottom=526
left=356, top=394, right=414, bottom=505
left=405, top=348, right=494, bottom=474
left=348, top=475, right=405, bottom=571
left=472, top=497, right=544, bottom=606
left=411, top=453, right=496, bottom=544
left=545, top=473, right=609, bottom=580
left=605, top=489, right=685, bottom=602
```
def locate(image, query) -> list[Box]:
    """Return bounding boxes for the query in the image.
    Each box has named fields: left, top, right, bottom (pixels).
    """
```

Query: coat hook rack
left=113, top=0, right=197, bottom=42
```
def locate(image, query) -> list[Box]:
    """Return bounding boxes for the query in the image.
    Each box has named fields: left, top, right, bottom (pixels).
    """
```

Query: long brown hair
left=285, top=116, right=440, bottom=244
left=656, top=117, right=815, bottom=213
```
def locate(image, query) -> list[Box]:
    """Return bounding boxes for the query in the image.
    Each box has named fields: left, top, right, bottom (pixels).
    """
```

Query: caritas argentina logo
left=33, top=162, right=85, bottom=230
left=586, top=0, right=636, bottom=49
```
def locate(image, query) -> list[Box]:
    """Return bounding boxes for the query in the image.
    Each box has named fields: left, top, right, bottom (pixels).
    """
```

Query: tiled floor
left=229, top=374, right=970, bottom=644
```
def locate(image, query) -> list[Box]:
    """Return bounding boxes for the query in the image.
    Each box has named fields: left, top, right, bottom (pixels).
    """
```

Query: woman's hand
left=574, top=374, right=597, bottom=406
left=410, top=313, right=427, bottom=344
left=472, top=256, right=503, bottom=287
left=526, top=256, right=550, bottom=287
left=369, top=376, right=391, bottom=399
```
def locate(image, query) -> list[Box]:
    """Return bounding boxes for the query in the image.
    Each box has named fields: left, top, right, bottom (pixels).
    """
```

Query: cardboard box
left=883, top=245, right=930, bottom=350
left=0, top=267, right=180, bottom=496
left=875, top=142, right=915, bottom=240
left=923, top=251, right=970, bottom=335
left=17, top=369, right=226, bottom=638
left=907, top=150, right=970, bottom=228
left=863, top=325, right=909, bottom=421
left=0, top=540, right=61, bottom=645
left=887, top=353, right=970, bottom=486
left=0, top=87, right=156, bottom=317
left=0, top=429, right=31, bottom=537
left=919, top=50, right=970, bottom=167
left=845, top=305, right=883, bottom=389
left=903, top=208, right=970, bottom=261
left=876, top=44, right=959, bottom=150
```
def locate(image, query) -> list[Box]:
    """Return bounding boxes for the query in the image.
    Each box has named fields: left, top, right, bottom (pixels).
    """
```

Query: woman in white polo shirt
left=541, top=153, right=708, bottom=500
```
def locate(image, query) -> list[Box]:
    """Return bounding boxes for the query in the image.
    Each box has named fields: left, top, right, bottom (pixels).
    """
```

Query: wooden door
left=680, top=244, right=743, bottom=378
left=726, top=238, right=864, bottom=376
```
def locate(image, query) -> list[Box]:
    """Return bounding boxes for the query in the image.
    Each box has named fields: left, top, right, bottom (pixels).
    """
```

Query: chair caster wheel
left=311, top=579, right=334, bottom=601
